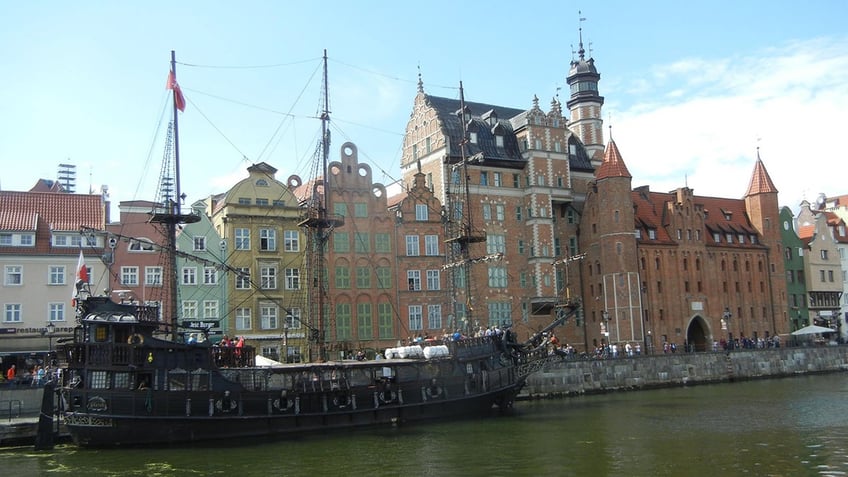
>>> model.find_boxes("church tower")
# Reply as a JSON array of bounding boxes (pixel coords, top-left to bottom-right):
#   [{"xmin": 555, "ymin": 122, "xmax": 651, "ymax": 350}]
[{"xmin": 566, "ymin": 22, "xmax": 605, "ymax": 167}]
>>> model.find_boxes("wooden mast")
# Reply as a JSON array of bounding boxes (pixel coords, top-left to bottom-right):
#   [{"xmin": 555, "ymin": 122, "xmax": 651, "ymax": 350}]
[
  {"xmin": 299, "ymin": 50, "xmax": 343, "ymax": 361},
  {"xmin": 150, "ymin": 50, "xmax": 198, "ymax": 341},
  {"xmin": 445, "ymin": 82, "xmax": 487, "ymax": 334}
]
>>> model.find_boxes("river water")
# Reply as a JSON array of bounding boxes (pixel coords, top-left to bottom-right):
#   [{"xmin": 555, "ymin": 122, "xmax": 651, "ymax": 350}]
[{"xmin": 2, "ymin": 373, "xmax": 847, "ymax": 476}]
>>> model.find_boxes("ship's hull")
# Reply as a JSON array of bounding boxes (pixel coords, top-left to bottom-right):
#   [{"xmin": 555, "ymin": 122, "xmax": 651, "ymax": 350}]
[{"xmin": 63, "ymin": 382, "xmax": 522, "ymax": 447}]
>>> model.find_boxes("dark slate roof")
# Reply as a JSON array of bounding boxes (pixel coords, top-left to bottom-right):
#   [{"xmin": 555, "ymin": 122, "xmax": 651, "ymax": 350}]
[
  {"xmin": 426, "ymin": 95, "xmax": 524, "ymax": 166},
  {"xmin": 426, "ymin": 94, "xmax": 595, "ymax": 172}
]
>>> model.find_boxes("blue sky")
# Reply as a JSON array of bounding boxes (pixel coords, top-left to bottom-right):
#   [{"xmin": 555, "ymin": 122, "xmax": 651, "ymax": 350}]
[{"xmin": 2, "ymin": 1, "xmax": 847, "ymax": 213}]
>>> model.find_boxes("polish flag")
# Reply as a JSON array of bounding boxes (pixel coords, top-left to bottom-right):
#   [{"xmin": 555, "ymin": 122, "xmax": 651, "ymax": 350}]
[
  {"xmin": 166, "ymin": 71, "xmax": 186, "ymax": 112},
  {"xmin": 76, "ymin": 249, "xmax": 89, "ymax": 283},
  {"xmin": 72, "ymin": 250, "xmax": 88, "ymax": 305}
]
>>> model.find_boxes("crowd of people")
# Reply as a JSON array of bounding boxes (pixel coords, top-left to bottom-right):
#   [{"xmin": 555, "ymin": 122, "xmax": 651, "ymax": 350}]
[{"xmin": 1, "ymin": 362, "xmax": 56, "ymax": 386}]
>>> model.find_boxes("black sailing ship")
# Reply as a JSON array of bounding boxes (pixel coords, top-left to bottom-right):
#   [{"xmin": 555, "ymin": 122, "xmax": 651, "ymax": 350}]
[{"xmin": 51, "ymin": 51, "xmax": 580, "ymax": 447}]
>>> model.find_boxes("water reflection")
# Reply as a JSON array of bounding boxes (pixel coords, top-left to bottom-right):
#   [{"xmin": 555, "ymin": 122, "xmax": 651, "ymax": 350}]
[{"xmin": 1, "ymin": 374, "xmax": 846, "ymax": 476}]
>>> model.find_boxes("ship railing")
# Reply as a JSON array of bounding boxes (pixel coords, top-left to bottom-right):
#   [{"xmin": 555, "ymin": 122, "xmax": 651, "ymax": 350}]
[
  {"xmin": 446, "ymin": 336, "xmax": 498, "ymax": 359},
  {"xmin": 211, "ymin": 346, "xmax": 256, "ymax": 368},
  {"xmin": 60, "ymin": 343, "xmax": 148, "ymax": 368}
]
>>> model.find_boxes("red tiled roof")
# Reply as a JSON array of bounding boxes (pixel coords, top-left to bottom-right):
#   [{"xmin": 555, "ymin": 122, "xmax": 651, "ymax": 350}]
[
  {"xmin": 596, "ymin": 140, "xmax": 631, "ymax": 180},
  {"xmin": 797, "ymin": 224, "xmax": 815, "ymax": 242},
  {"xmin": 745, "ymin": 157, "xmax": 778, "ymax": 196},
  {"xmin": 0, "ymin": 191, "xmax": 104, "ymax": 232},
  {"xmin": 823, "ymin": 211, "xmax": 848, "ymax": 243},
  {"xmin": 632, "ymin": 187, "xmax": 760, "ymax": 246},
  {"xmin": 387, "ymin": 189, "xmax": 406, "ymax": 208}
]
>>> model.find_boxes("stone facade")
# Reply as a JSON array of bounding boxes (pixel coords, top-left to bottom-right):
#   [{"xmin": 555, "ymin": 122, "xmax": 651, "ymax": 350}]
[{"xmin": 523, "ymin": 347, "xmax": 848, "ymax": 398}]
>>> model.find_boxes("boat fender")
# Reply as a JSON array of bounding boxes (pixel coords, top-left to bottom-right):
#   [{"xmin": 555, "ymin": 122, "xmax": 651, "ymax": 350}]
[
  {"xmin": 425, "ymin": 383, "xmax": 443, "ymax": 399},
  {"xmin": 274, "ymin": 396, "xmax": 293, "ymax": 412},
  {"xmin": 127, "ymin": 334, "xmax": 144, "ymax": 346},
  {"xmin": 379, "ymin": 389, "xmax": 396, "ymax": 404},
  {"xmin": 333, "ymin": 393, "xmax": 351, "ymax": 408}
]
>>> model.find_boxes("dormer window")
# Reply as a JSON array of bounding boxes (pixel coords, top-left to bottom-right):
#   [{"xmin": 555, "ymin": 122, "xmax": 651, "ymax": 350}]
[
  {"xmin": 495, "ymin": 135, "xmax": 504, "ymax": 147},
  {"xmin": 648, "ymin": 229, "xmax": 657, "ymax": 240},
  {"xmin": 713, "ymin": 232, "xmax": 721, "ymax": 242},
  {"xmin": 129, "ymin": 239, "xmax": 156, "ymax": 252},
  {"xmin": 469, "ymin": 132, "xmax": 478, "ymax": 144}
]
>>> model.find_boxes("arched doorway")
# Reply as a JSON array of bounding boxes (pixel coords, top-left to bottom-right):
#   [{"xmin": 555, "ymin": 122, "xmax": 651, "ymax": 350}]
[{"xmin": 686, "ymin": 316, "xmax": 710, "ymax": 352}]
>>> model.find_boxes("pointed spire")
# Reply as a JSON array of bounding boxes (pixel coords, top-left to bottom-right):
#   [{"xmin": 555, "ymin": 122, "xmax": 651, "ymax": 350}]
[
  {"xmin": 596, "ymin": 139, "xmax": 631, "ymax": 179},
  {"xmin": 745, "ymin": 147, "xmax": 778, "ymax": 196},
  {"xmin": 417, "ymin": 65, "xmax": 424, "ymax": 93},
  {"xmin": 577, "ymin": 11, "xmax": 586, "ymax": 61}
]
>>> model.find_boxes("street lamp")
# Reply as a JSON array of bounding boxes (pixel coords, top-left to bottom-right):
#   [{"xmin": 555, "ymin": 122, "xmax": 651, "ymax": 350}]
[
  {"xmin": 722, "ymin": 308, "xmax": 732, "ymax": 350},
  {"xmin": 45, "ymin": 321, "xmax": 56, "ymax": 366},
  {"xmin": 46, "ymin": 321, "xmax": 56, "ymax": 352}
]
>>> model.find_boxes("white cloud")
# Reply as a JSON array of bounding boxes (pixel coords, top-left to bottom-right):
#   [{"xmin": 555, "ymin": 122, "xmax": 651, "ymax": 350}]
[{"xmin": 608, "ymin": 36, "xmax": 848, "ymax": 209}]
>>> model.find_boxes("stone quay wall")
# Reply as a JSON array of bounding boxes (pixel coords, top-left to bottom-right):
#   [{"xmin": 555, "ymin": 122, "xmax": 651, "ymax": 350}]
[{"xmin": 521, "ymin": 346, "xmax": 848, "ymax": 398}]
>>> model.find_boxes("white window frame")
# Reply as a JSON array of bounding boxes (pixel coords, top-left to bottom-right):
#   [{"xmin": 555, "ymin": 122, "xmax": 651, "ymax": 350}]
[
  {"xmin": 235, "ymin": 267, "xmax": 251, "ymax": 290},
  {"xmin": 260, "ymin": 265, "xmax": 277, "ymax": 289},
  {"xmin": 285, "ymin": 268, "xmax": 300, "ymax": 290},
  {"xmin": 284, "ymin": 230, "xmax": 300, "ymax": 252},
  {"xmin": 405, "ymin": 235, "xmax": 419, "ymax": 256},
  {"xmin": 259, "ymin": 228, "xmax": 277, "ymax": 251},
  {"xmin": 4, "ymin": 266, "xmax": 22, "ymax": 286},
  {"xmin": 235, "ymin": 308, "xmax": 251, "ymax": 330},
  {"xmin": 260, "ymin": 303, "xmax": 279, "ymax": 329},
  {"xmin": 4, "ymin": 304, "xmax": 22, "ymax": 323},
  {"xmin": 121, "ymin": 266, "xmax": 139, "ymax": 286},
  {"xmin": 48, "ymin": 303, "xmax": 65, "ymax": 322},
  {"xmin": 235, "ymin": 228, "xmax": 251, "ymax": 250},
  {"xmin": 145, "ymin": 266, "xmax": 163, "ymax": 286},
  {"xmin": 426, "ymin": 269, "xmax": 440, "ymax": 290},
  {"xmin": 203, "ymin": 300, "xmax": 219, "ymax": 319},
  {"xmin": 182, "ymin": 300, "xmax": 199, "ymax": 319},
  {"xmin": 203, "ymin": 267, "xmax": 218, "ymax": 285},
  {"xmin": 49, "ymin": 266, "xmax": 66, "ymax": 285},
  {"xmin": 286, "ymin": 308, "xmax": 302, "ymax": 329},
  {"xmin": 428, "ymin": 304, "xmax": 442, "ymax": 330},
  {"xmin": 415, "ymin": 204, "xmax": 429, "ymax": 221},
  {"xmin": 424, "ymin": 235, "xmax": 439, "ymax": 256},
  {"xmin": 182, "ymin": 267, "xmax": 197, "ymax": 286},
  {"xmin": 407, "ymin": 270, "xmax": 421, "ymax": 291},
  {"xmin": 408, "ymin": 305, "xmax": 423, "ymax": 331}
]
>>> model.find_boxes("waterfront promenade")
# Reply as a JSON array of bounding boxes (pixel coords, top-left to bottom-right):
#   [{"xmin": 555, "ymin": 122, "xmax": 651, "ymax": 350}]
[{"xmin": 522, "ymin": 344, "xmax": 848, "ymax": 398}]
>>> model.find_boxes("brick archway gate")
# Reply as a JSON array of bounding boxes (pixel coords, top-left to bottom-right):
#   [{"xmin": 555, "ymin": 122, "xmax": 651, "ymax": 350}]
[{"xmin": 686, "ymin": 315, "xmax": 710, "ymax": 352}]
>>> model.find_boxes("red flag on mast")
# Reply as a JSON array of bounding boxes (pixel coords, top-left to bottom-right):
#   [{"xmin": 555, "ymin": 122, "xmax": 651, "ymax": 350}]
[
  {"xmin": 167, "ymin": 71, "xmax": 186, "ymax": 112},
  {"xmin": 76, "ymin": 249, "xmax": 89, "ymax": 284},
  {"xmin": 72, "ymin": 250, "xmax": 88, "ymax": 305}
]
